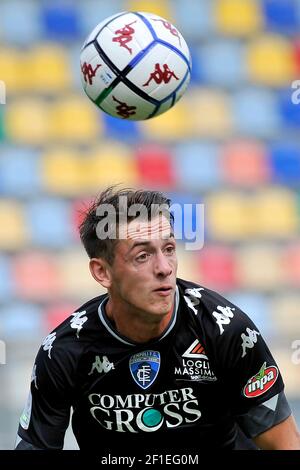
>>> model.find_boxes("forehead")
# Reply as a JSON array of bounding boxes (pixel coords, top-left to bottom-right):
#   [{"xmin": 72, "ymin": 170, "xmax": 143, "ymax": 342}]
[{"xmin": 120, "ymin": 215, "xmax": 173, "ymax": 241}]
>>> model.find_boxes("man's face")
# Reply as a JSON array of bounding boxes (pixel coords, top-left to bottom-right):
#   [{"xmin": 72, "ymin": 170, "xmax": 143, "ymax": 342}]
[{"xmin": 108, "ymin": 215, "xmax": 178, "ymax": 318}]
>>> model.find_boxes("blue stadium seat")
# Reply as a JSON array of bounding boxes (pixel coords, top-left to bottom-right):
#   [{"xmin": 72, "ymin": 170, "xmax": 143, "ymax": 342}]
[
  {"xmin": 1, "ymin": 303, "xmax": 43, "ymax": 339},
  {"xmin": 200, "ymin": 41, "xmax": 246, "ymax": 87},
  {"xmin": 226, "ymin": 293, "xmax": 274, "ymax": 339},
  {"xmin": 0, "ymin": 256, "xmax": 13, "ymax": 300},
  {"xmin": 78, "ymin": 1, "xmax": 123, "ymax": 36},
  {"xmin": 0, "ymin": 0, "xmax": 41, "ymax": 45},
  {"xmin": 261, "ymin": 0, "xmax": 299, "ymax": 34},
  {"xmin": 174, "ymin": 142, "xmax": 221, "ymax": 190},
  {"xmin": 278, "ymin": 88, "xmax": 300, "ymax": 128},
  {"xmin": 173, "ymin": 0, "xmax": 214, "ymax": 40},
  {"xmin": 269, "ymin": 143, "xmax": 300, "ymax": 185},
  {"xmin": 233, "ymin": 88, "xmax": 280, "ymax": 137},
  {"xmin": 26, "ymin": 199, "xmax": 73, "ymax": 248},
  {"xmin": 41, "ymin": 1, "xmax": 80, "ymax": 40},
  {"xmin": 188, "ymin": 48, "xmax": 205, "ymax": 84},
  {"xmin": 0, "ymin": 147, "xmax": 40, "ymax": 197},
  {"xmin": 102, "ymin": 113, "xmax": 141, "ymax": 142}
]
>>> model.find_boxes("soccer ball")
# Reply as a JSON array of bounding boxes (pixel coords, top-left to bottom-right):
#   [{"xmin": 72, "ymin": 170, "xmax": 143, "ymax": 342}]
[{"xmin": 80, "ymin": 11, "xmax": 192, "ymax": 120}]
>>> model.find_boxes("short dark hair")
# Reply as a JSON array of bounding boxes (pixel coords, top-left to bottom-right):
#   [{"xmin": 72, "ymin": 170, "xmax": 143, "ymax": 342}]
[{"xmin": 79, "ymin": 186, "xmax": 173, "ymax": 264}]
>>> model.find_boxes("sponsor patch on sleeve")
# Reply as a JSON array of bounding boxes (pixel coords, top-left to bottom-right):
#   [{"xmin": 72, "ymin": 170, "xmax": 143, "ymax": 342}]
[{"xmin": 243, "ymin": 362, "xmax": 278, "ymax": 398}]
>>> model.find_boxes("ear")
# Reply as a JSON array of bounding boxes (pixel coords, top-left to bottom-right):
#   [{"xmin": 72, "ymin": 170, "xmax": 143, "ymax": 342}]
[{"xmin": 89, "ymin": 258, "xmax": 112, "ymax": 289}]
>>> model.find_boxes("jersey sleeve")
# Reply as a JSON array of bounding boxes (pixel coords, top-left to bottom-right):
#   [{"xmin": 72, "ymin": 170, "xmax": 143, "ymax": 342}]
[
  {"xmin": 205, "ymin": 294, "xmax": 285, "ymax": 416},
  {"xmin": 17, "ymin": 334, "xmax": 75, "ymax": 450}
]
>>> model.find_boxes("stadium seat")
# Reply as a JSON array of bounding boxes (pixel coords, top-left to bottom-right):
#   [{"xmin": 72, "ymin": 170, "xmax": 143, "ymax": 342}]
[
  {"xmin": 102, "ymin": 114, "xmax": 141, "ymax": 142},
  {"xmin": 0, "ymin": 48, "xmax": 24, "ymax": 93},
  {"xmin": 221, "ymin": 140, "xmax": 270, "ymax": 186},
  {"xmin": 225, "ymin": 292, "xmax": 274, "ymax": 339},
  {"xmin": 269, "ymin": 143, "xmax": 300, "ymax": 185},
  {"xmin": 273, "ymin": 349, "xmax": 300, "ymax": 397},
  {"xmin": 247, "ymin": 34, "xmax": 295, "ymax": 86},
  {"xmin": 140, "ymin": 100, "xmax": 192, "ymax": 140},
  {"xmin": 27, "ymin": 45, "xmax": 72, "ymax": 92},
  {"xmin": 200, "ymin": 40, "xmax": 246, "ymax": 88},
  {"xmin": 6, "ymin": 98, "xmax": 51, "ymax": 145},
  {"xmin": 278, "ymin": 89, "xmax": 300, "ymax": 128},
  {"xmin": 1, "ymin": 303, "xmax": 43, "ymax": 339},
  {"xmin": 0, "ymin": 201, "xmax": 27, "ymax": 250},
  {"xmin": 45, "ymin": 302, "xmax": 77, "ymax": 332},
  {"xmin": 206, "ymin": 191, "xmax": 250, "ymax": 240},
  {"xmin": 50, "ymin": 96, "xmax": 101, "ymax": 142},
  {"xmin": 70, "ymin": 197, "xmax": 94, "ymax": 242},
  {"xmin": 0, "ymin": 108, "xmax": 4, "ymax": 141},
  {"xmin": 293, "ymin": 39, "xmax": 300, "ymax": 73},
  {"xmin": 0, "ymin": 147, "xmax": 40, "ymax": 197},
  {"xmin": 176, "ymin": 244, "xmax": 198, "ymax": 283},
  {"xmin": 233, "ymin": 88, "xmax": 280, "ymax": 137},
  {"xmin": 271, "ymin": 294, "xmax": 300, "ymax": 336},
  {"xmin": 87, "ymin": 144, "xmax": 138, "ymax": 189},
  {"xmin": 0, "ymin": 0, "xmax": 41, "ymax": 45},
  {"xmin": 12, "ymin": 252, "xmax": 62, "ymax": 301},
  {"xmin": 125, "ymin": 0, "xmax": 173, "ymax": 20},
  {"xmin": 58, "ymin": 249, "xmax": 105, "ymax": 300},
  {"xmin": 174, "ymin": 142, "xmax": 221, "ymax": 190},
  {"xmin": 253, "ymin": 188, "xmax": 298, "ymax": 238},
  {"xmin": 197, "ymin": 245, "xmax": 238, "ymax": 292},
  {"xmin": 42, "ymin": 148, "xmax": 87, "ymax": 196},
  {"xmin": 41, "ymin": 2, "xmax": 80, "ymax": 40},
  {"xmin": 282, "ymin": 244, "xmax": 300, "ymax": 287},
  {"xmin": 237, "ymin": 245, "xmax": 284, "ymax": 291},
  {"xmin": 261, "ymin": 0, "xmax": 298, "ymax": 34},
  {"xmin": 188, "ymin": 88, "xmax": 233, "ymax": 138},
  {"xmin": 173, "ymin": 0, "xmax": 214, "ymax": 40},
  {"xmin": 26, "ymin": 198, "xmax": 73, "ymax": 248},
  {"xmin": 135, "ymin": 144, "xmax": 176, "ymax": 189},
  {"xmin": 78, "ymin": 1, "xmax": 123, "ymax": 36},
  {"xmin": 0, "ymin": 256, "xmax": 13, "ymax": 300},
  {"xmin": 215, "ymin": 0, "xmax": 262, "ymax": 36}
]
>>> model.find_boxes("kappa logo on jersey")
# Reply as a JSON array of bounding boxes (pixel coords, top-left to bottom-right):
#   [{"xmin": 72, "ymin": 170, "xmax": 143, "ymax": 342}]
[
  {"xmin": 70, "ymin": 310, "xmax": 87, "ymax": 338},
  {"xmin": 183, "ymin": 287, "xmax": 204, "ymax": 315},
  {"xmin": 243, "ymin": 362, "xmax": 279, "ymax": 398},
  {"xmin": 182, "ymin": 339, "xmax": 208, "ymax": 359},
  {"xmin": 129, "ymin": 351, "xmax": 160, "ymax": 390},
  {"xmin": 213, "ymin": 305, "xmax": 235, "ymax": 335},
  {"xmin": 88, "ymin": 356, "xmax": 115, "ymax": 375},
  {"xmin": 42, "ymin": 332, "xmax": 56, "ymax": 359},
  {"xmin": 241, "ymin": 328, "xmax": 260, "ymax": 358}
]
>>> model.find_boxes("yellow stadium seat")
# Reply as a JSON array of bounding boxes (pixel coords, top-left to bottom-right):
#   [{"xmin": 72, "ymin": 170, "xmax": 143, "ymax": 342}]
[
  {"xmin": 140, "ymin": 100, "xmax": 192, "ymax": 140},
  {"xmin": 0, "ymin": 48, "xmax": 24, "ymax": 93},
  {"xmin": 58, "ymin": 249, "xmax": 106, "ymax": 300},
  {"xmin": 0, "ymin": 201, "xmax": 28, "ymax": 250},
  {"xmin": 215, "ymin": 0, "xmax": 262, "ymax": 36},
  {"xmin": 26, "ymin": 44, "xmax": 72, "ymax": 92},
  {"xmin": 247, "ymin": 35, "xmax": 295, "ymax": 86},
  {"xmin": 207, "ymin": 192, "xmax": 250, "ymax": 240},
  {"xmin": 253, "ymin": 188, "xmax": 298, "ymax": 238},
  {"xmin": 188, "ymin": 89, "xmax": 233, "ymax": 138},
  {"xmin": 42, "ymin": 148, "xmax": 87, "ymax": 196},
  {"xmin": 6, "ymin": 98, "xmax": 51, "ymax": 145},
  {"xmin": 236, "ymin": 245, "xmax": 283, "ymax": 290},
  {"xmin": 50, "ymin": 96, "xmax": 101, "ymax": 143},
  {"xmin": 87, "ymin": 143, "xmax": 138, "ymax": 190},
  {"xmin": 271, "ymin": 295, "xmax": 300, "ymax": 336},
  {"xmin": 125, "ymin": 0, "xmax": 173, "ymax": 20}
]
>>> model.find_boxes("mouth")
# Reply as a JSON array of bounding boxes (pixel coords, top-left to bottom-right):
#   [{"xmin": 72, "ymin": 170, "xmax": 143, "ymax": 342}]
[{"xmin": 153, "ymin": 286, "xmax": 174, "ymax": 296}]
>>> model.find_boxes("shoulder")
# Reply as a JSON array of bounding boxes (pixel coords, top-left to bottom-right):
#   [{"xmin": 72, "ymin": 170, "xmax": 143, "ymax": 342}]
[{"xmin": 177, "ymin": 277, "xmax": 255, "ymax": 338}]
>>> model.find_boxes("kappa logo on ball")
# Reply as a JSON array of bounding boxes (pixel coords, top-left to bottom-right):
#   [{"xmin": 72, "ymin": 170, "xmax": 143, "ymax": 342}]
[
  {"xmin": 243, "ymin": 362, "xmax": 278, "ymax": 398},
  {"xmin": 129, "ymin": 351, "xmax": 160, "ymax": 390}
]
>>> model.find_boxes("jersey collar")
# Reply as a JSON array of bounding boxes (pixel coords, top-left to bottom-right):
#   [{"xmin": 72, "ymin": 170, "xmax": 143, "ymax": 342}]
[{"xmin": 98, "ymin": 286, "xmax": 179, "ymax": 346}]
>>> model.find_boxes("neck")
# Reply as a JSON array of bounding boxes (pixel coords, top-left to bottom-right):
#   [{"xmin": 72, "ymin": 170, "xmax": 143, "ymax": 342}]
[{"xmin": 105, "ymin": 299, "xmax": 174, "ymax": 343}]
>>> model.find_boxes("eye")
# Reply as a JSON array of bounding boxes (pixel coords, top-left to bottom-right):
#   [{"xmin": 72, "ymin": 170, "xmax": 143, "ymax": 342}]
[
  {"xmin": 136, "ymin": 252, "xmax": 149, "ymax": 262},
  {"xmin": 165, "ymin": 245, "xmax": 175, "ymax": 255}
]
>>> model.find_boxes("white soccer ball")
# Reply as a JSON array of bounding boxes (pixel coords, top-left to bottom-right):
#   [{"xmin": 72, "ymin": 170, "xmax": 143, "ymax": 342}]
[{"xmin": 80, "ymin": 11, "xmax": 192, "ymax": 120}]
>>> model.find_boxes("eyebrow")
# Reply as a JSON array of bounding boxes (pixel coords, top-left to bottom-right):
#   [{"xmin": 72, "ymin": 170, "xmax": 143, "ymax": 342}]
[{"xmin": 128, "ymin": 234, "xmax": 175, "ymax": 253}]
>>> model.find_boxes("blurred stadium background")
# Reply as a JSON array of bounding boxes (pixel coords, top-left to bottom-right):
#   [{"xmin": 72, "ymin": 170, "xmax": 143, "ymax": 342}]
[{"xmin": 0, "ymin": 0, "xmax": 300, "ymax": 449}]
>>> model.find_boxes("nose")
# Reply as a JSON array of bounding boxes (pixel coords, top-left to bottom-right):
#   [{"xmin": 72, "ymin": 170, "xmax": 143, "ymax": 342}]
[{"xmin": 154, "ymin": 250, "xmax": 172, "ymax": 277}]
